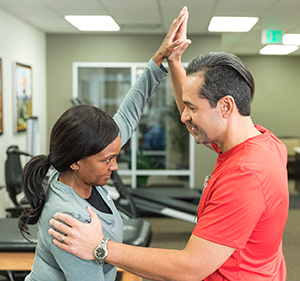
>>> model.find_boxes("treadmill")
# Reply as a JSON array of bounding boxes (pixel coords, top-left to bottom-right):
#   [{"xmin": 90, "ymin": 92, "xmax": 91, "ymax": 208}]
[{"xmin": 111, "ymin": 171, "xmax": 201, "ymax": 224}]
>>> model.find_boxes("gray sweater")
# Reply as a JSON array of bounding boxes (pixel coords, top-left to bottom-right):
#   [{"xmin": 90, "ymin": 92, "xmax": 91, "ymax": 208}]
[{"xmin": 25, "ymin": 59, "xmax": 168, "ymax": 281}]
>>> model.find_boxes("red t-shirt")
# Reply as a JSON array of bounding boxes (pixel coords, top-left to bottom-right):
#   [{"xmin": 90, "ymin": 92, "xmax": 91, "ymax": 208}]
[{"xmin": 193, "ymin": 125, "xmax": 289, "ymax": 280}]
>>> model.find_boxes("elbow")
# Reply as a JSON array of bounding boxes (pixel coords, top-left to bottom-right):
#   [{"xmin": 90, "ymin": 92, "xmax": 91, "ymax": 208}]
[{"xmin": 179, "ymin": 271, "xmax": 206, "ymax": 281}]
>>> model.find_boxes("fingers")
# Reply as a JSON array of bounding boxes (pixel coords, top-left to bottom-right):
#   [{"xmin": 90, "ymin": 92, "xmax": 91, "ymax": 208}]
[
  {"xmin": 54, "ymin": 212, "xmax": 79, "ymax": 227},
  {"xmin": 169, "ymin": 9, "xmax": 186, "ymax": 37},
  {"xmin": 178, "ymin": 10, "xmax": 189, "ymax": 41},
  {"xmin": 50, "ymin": 231, "xmax": 76, "ymax": 256},
  {"xmin": 49, "ymin": 218, "xmax": 73, "ymax": 236},
  {"xmin": 86, "ymin": 206, "xmax": 99, "ymax": 224},
  {"xmin": 53, "ymin": 237, "xmax": 68, "ymax": 250},
  {"xmin": 152, "ymin": 7, "xmax": 189, "ymax": 66},
  {"xmin": 48, "ymin": 228, "xmax": 66, "ymax": 244},
  {"xmin": 167, "ymin": 39, "xmax": 192, "ymax": 63},
  {"xmin": 179, "ymin": 39, "xmax": 192, "ymax": 52}
]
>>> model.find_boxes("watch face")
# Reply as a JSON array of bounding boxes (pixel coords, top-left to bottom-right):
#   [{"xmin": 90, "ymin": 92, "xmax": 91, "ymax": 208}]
[{"xmin": 96, "ymin": 247, "xmax": 106, "ymax": 259}]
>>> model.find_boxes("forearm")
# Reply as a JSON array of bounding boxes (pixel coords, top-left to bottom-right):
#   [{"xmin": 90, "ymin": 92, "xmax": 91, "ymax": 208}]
[
  {"xmin": 152, "ymin": 51, "xmax": 165, "ymax": 67},
  {"xmin": 113, "ymin": 59, "xmax": 167, "ymax": 147},
  {"xmin": 167, "ymin": 59, "xmax": 186, "ymax": 114},
  {"xmin": 106, "ymin": 241, "xmax": 202, "ymax": 281}
]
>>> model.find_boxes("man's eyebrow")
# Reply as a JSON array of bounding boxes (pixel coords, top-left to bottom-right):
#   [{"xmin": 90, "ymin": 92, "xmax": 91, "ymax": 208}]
[{"xmin": 183, "ymin": 100, "xmax": 194, "ymax": 106}]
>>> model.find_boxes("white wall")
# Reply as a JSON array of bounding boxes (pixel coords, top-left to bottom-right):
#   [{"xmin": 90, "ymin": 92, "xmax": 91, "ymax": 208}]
[{"xmin": 0, "ymin": 8, "xmax": 47, "ymax": 217}]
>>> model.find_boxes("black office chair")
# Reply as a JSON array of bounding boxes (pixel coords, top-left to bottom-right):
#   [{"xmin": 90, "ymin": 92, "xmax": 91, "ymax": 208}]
[{"xmin": 5, "ymin": 145, "xmax": 32, "ymax": 218}]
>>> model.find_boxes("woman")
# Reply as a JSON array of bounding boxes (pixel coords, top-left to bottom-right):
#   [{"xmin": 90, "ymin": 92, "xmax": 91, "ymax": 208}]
[
  {"xmin": 19, "ymin": 56, "xmax": 167, "ymax": 280},
  {"xmin": 18, "ymin": 7, "xmax": 188, "ymax": 280},
  {"xmin": 19, "ymin": 105, "xmax": 123, "ymax": 281}
]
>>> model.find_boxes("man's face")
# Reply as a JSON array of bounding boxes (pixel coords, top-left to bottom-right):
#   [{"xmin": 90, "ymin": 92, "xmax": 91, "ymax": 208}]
[{"xmin": 181, "ymin": 74, "xmax": 224, "ymax": 145}]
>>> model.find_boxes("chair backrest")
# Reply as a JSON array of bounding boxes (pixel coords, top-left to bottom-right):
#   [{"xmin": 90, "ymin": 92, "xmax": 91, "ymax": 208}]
[{"xmin": 5, "ymin": 145, "xmax": 31, "ymax": 207}]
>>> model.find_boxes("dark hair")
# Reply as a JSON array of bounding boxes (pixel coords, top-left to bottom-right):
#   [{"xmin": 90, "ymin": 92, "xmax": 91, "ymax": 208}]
[
  {"xmin": 19, "ymin": 105, "xmax": 119, "ymax": 238},
  {"xmin": 186, "ymin": 52, "xmax": 255, "ymax": 116}
]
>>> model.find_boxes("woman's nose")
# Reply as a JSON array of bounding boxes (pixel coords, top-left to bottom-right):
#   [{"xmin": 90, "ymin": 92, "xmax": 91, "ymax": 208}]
[{"xmin": 110, "ymin": 159, "xmax": 119, "ymax": 171}]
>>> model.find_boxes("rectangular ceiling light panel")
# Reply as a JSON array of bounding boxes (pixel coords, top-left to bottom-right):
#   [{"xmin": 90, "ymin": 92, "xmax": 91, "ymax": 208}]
[
  {"xmin": 208, "ymin": 16, "xmax": 259, "ymax": 32},
  {"xmin": 259, "ymin": 45, "xmax": 299, "ymax": 55},
  {"xmin": 283, "ymin": 34, "xmax": 300, "ymax": 45},
  {"xmin": 65, "ymin": 15, "xmax": 120, "ymax": 31}
]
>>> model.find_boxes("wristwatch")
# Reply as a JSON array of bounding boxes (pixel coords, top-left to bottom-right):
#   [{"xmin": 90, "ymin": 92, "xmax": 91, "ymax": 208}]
[{"xmin": 94, "ymin": 237, "xmax": 110, "ymax": 266}]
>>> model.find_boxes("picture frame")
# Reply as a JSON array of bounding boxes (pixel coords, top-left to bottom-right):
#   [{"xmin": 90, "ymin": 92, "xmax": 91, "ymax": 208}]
[
  {"xmin": 13, "ymin": 62, "xmax": 32, "ymax": 133},
  {"xmin": 0, "ymin": 58, "xmax": 3, "ymax": 135}
]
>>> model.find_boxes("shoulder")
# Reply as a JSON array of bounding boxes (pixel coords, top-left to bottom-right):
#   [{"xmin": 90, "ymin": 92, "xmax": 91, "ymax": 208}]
[{"xmin": 45, "ymin": 179, "xmax": 91, "ymax": 223}]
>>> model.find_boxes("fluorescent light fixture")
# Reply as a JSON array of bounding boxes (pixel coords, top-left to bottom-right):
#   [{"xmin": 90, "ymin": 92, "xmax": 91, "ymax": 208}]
[
  {"xmin": 259, "ymin": 45, "xmax": 299, "ymax": 55},
  {"xmin": 65, "ymin": 15, "xmax": 120, "ymax": 31},
  {"xmin": 283, "ymin": 34, "xmax": 300, "ymax": 45},
  {"xmin": 208, "ymin": 16, "xmax": 259, "ymax": 32}
]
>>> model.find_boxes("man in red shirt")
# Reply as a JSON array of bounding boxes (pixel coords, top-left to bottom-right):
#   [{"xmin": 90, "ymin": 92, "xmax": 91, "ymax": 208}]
[{"xmin": 48, "ymin": 7, "xmax": 288, "ymax": 280}]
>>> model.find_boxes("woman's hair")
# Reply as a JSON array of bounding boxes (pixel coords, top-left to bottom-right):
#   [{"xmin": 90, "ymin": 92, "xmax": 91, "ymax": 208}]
[{"xmin": 18, "ymin": 105, "xmax": 119, "ymax": 238}]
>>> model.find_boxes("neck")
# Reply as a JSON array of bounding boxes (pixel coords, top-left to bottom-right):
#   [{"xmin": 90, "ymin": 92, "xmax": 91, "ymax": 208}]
[
  {"xmin": 217, "ymin": 116, "xmax": 261, "ymax": 153},
  {"xmin": 58, "ymin": 171, "xmax": 92, "ymax": 199}
]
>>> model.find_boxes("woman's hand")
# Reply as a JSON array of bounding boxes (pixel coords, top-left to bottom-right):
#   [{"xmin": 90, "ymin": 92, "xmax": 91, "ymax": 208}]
[
  {"xmin": 48, "ymin": 206, "xmax": 102, "ymax": 260},
  {"xmin": 152, "ymin": 6, "xmax": 190, "ymax": 66}
]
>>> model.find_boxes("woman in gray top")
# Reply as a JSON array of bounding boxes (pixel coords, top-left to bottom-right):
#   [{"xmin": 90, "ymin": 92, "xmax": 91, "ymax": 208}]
[
  {"xmin": 18, "ymin": 58, "xmax": 167, "ymax": 281},
  {"xmin": 18, "ymin": 7, "xmax": 188, "ymax": 279}
]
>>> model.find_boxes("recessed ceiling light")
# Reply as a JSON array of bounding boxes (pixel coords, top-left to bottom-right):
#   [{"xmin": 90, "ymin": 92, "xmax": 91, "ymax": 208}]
[
  {"xmin": 259, "ymin": 45, "xmax": 299, "ymax": 55},
  {"xmin": 283, "ymin": 34, "xmax": 300, "ymax": 45},
  {"xmin": 208, "ymin": 16, "xmax": 259, "ymax": 32},
  {"xmin": 65, "ymin": 15, "xmax": 120, "ymax": 31}
]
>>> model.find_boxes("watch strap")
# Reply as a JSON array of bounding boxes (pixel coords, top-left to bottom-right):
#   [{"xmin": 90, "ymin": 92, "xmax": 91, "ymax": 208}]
[{"xmin": 94, "ymin": 237, "xmax": 110, "ymax": 266}]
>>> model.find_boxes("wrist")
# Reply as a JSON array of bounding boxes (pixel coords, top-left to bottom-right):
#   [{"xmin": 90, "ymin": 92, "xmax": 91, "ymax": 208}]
[
  {"xmin": 94, "ymin": 237, "xmax": 110, "ymax": 266},
  {"xmin": 152, "ymin": 52, "xmax": 165, "ymax": 67},
  {"xmin": 167, "ymin": 56, "xmax": 181, "ymax": 65}
]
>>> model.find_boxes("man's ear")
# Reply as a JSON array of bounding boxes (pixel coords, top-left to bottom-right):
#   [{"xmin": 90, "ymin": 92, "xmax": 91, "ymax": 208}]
[
  {"xmin": 219, "ymin": 95, "xmax": 235, "ymax": 118},
  {"xmin": 70, "ymin": 162, "xmax": 79, "ymax": 171}
]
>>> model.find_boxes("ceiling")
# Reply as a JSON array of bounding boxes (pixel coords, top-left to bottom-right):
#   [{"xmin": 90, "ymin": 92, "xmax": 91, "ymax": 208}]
[{"xmin": 0, "ymin": 0, "xmax": 300, "ymax": 55}]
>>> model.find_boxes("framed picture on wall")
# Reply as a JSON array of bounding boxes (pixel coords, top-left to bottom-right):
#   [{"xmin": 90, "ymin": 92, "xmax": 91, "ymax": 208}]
[
  {"xmin": 13, "ymin": 62, "xmax": 32, "ymax": 133},
  {"xmin": 0, "ymin": 58, "xmax": 3, "ymax": 135}
]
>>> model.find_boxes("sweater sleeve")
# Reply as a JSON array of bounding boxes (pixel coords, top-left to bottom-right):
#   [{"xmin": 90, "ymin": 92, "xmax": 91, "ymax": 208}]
[
  {"xmin": 113, "ymin": 59, "xmax": 168, "ymax": 147},
  {"xmin": 48, "ymin": 211, "xmax": 115, "ymax": 281},
  {"xmin": 50, "ymin": 244, "xmax": 106, "ymax": 281}
]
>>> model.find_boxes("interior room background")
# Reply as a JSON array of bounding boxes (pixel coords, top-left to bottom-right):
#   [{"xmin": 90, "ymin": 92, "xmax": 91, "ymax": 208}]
[{"xmin": 1, "ymin": 7, "xmax": 300, "ymax": 217}]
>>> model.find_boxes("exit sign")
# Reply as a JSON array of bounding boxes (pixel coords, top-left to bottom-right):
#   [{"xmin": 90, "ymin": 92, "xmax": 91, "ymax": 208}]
[{"xmin": 261, "ymin": 30, "xmax": 283, "ymax": 44}]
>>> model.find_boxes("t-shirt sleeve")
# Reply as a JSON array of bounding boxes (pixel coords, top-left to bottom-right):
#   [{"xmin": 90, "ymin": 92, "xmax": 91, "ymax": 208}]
[{"xmin": 193, "ymin": 167, "xmax": 266, "ymax": 249}]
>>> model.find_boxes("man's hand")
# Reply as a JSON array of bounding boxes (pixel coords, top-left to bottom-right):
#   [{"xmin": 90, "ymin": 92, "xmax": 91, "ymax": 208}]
[
  {"xmin": 48, "ymin": 206, "xmax": 103, "ymax": 260},
  {"xmin": 167, "ymin": 7, "xmax": 191, "ymax": 64},
  {"xmin": 152, "ymin": 6, "xmax": 190, "ymax": 66}
]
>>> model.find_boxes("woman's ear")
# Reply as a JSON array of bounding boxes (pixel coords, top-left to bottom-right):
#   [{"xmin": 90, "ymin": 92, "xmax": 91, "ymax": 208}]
[
  {"xmin": 70, "ymin": 162, "xmax": 79, "ymax": 171},
  {"xmin": 220, "ymin": 95, "xmax": 235, "ymax": 118}
]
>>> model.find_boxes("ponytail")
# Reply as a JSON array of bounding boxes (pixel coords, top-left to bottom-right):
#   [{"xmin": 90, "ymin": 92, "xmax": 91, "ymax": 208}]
[{"xmin": 18, "ymin": 155, "xmax": 51, "ymax": 239}]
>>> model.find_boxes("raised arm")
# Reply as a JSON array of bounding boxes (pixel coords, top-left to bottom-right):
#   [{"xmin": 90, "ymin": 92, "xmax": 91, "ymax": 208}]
[
  {"xmin": 113, "ymin": 6, "xmax": 189, "ymax": 147},
  {"xmin": 167, "ymin": 7, "xmax": 191, "ymax": 114},
  {"xmin": 164, "ymin": 10, "xmax": 215, "ymax": 152}
]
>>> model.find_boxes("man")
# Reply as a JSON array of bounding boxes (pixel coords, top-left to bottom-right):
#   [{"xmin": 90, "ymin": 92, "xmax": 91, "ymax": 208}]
[{"xmin": 48, "ymin": 7, "xmax": 289, "ymax": 280}]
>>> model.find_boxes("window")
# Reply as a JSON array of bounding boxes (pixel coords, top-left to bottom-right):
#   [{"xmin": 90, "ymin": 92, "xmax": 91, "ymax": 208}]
[{"xmin": 73, "ymin": 62, "xmax": 194, "ymax": 188}]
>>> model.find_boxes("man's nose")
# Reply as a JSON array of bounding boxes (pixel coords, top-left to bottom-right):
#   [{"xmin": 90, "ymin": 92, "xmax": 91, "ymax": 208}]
[{"xmin": 181, "ymin": 109, "xmax": 191, "ymax": 123}]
